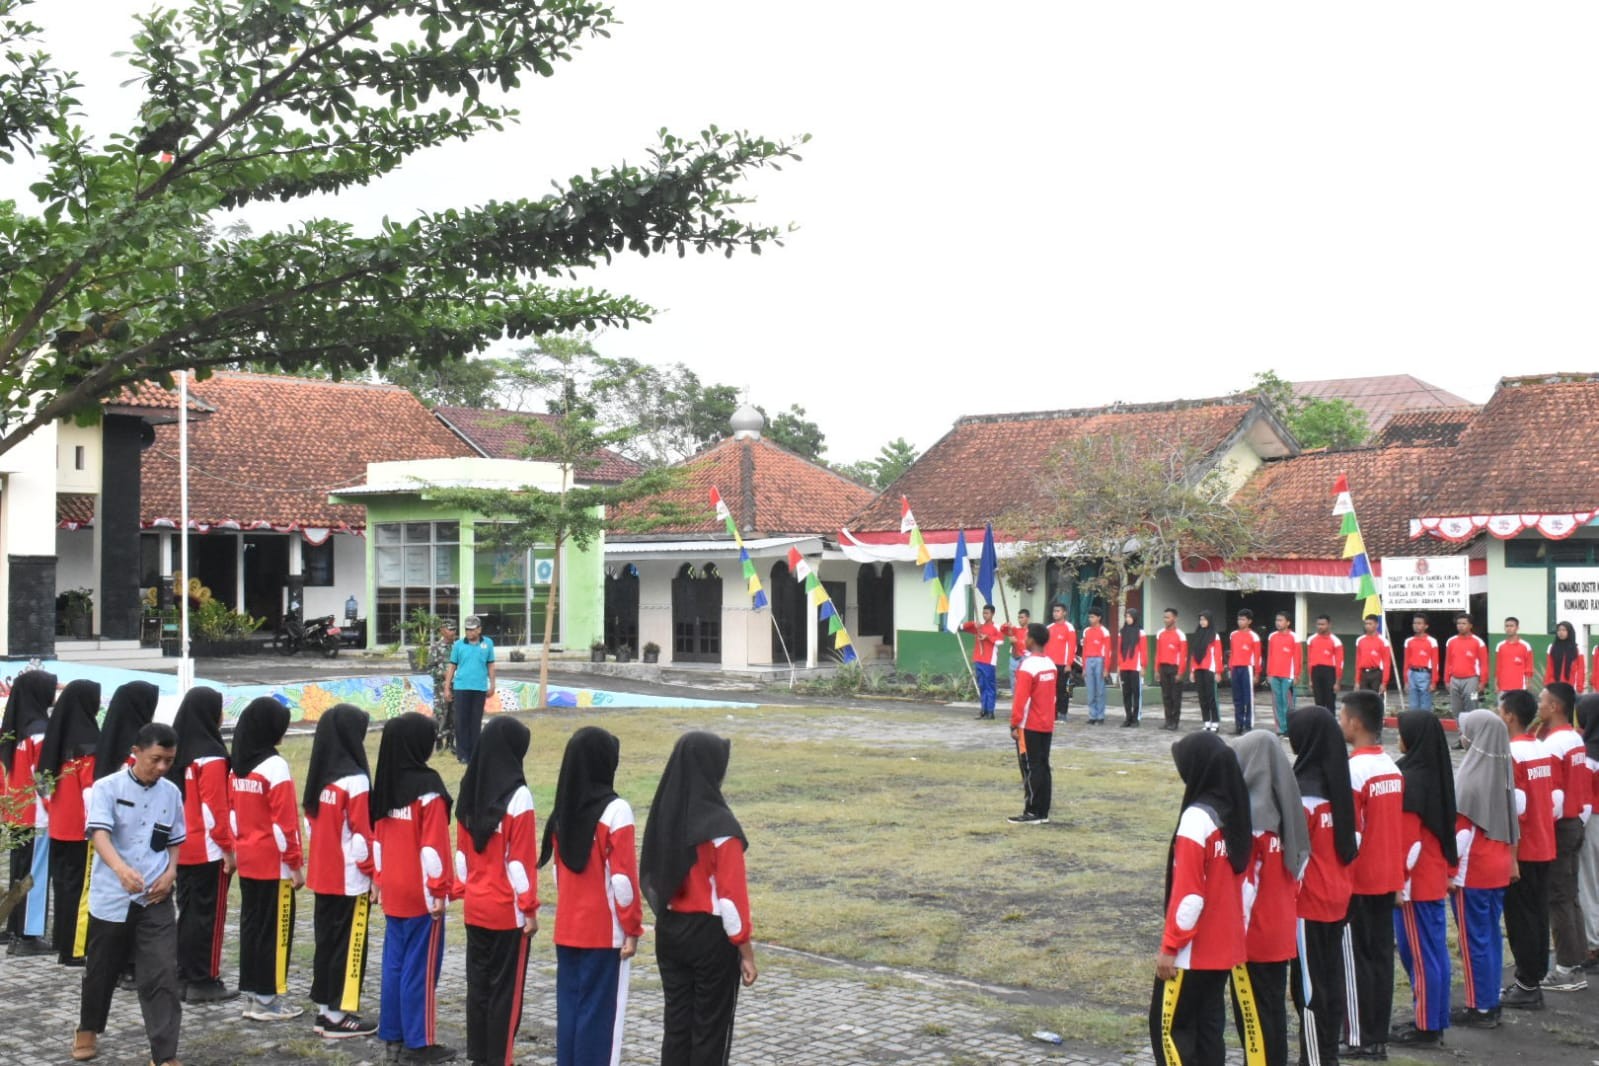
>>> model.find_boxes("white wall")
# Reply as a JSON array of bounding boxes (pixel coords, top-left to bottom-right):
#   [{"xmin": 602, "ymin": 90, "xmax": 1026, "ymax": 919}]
[
  {"xmin": 636, "ymin": 563, "xmax": 675, "ymax": 659},
  {"xmin": 55, "ymin": 529, "xmax": 96, "ymax": 593},
  {"xmin": 302, "ymin": 533, "xmax": 367, "ymax": 620},
  {"xmin": 1485, "ymin": 538, "xmax": 1550, "ymax": 634},
  {"xmin": 0, "ymin": 420, "xmax": 61, "ymax": 652},
  {"xmin": 54, "ymin": 420, "xmax": 101, "ymax": 495}
]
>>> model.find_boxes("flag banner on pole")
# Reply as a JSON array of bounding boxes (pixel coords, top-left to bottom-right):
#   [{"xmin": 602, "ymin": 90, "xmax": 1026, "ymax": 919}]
[
  {"xmin": 709, "ymin": 486, "xmax": 768, "ymax": 612},
  {"xmin": 976, "ymin": 522, "xmax": 998, "ymax": 605},
  {"xmin": 1331, "ymin": 475, "xmax": 1386, "ymax": 635},
  {"xmin": 828, "ymin": 615, "xmax": 843, "ymax": 634},
  {"xmin": 944, "ymin": 529, "xmax": 972, "ymax": 634},
  {"xmin": 781, "ymin": 541, "xmax": 859, "ymax": 663},
  {"xmin": 819, "ymin": 600, "xmax": 836, "ymax": 620},
  {"xmin": 1339, "ymin": 511, "xmax": 1359, "ymax": 535},
  {"xmin": 1342, "ymin": 532, "xmax": 1366, "ymax": 559}
]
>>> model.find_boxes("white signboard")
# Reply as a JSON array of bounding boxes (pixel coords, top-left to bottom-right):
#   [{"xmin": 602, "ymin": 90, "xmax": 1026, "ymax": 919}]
[
  {"xmin": 1554, "ymin": 569, "xmax": 1599, "ymax": 645},
  {"xmin": 1380, "ymin": 556, "xmax": 1469, "ymax": 611},
  {"xmin": 533, "ymin": 557, "xmax": 555, "ymax": 585}
]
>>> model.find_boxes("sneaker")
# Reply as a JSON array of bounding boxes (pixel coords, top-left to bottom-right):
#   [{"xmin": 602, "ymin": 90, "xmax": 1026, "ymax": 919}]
[
  {"xmin": 401, "ymin": 1046, "xmax": 458, "ymax": 1064},
  {"xmin": 183, "ymin": 980, "xmax": 236, "ymax": 1004},
  {"xmin": 1540, "ymin": 965, "xmax": 1588, "ymax": 992},
  {"xmin": 1582, "ymin": 951, "xmax": 1599, "ymax": 972},
  {"xmin": 1388, "ymin": 1024, "xmax": 1441, "ymax": 1047},
  {"xmin": 1006, "ymin": 813, "xmax": 1048, "ymax": 824},
  {"xmin": 385, "ymin": 1042, "xmax": 405, "ymax": 1063},
  {"xmin": 243, "ymin": 997, "xmax": 305, "ymax": 1021},
  {"xmin": 316, "ymin": 1013, "xmax": 378, "ymax": 1039},
  {"xmin": 7, "ymin": 936, "xmax": 51, "ymax": 957},
  {"xmin": 1499, "ymin": 982, "xmax": 1544, "ymax": 1010},
  {"xmin": 1450, "ymin": 1006, "xmax": 1500, "ymax": 1029}
]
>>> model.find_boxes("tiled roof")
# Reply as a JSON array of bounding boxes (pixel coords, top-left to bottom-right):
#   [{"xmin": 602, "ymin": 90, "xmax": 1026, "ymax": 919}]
[
  {"xmin": 57, "ymin": 493, "xmax": 96, "ymax": 528},
  {"xmin": 433, "ymin": 406, "xmax": 643, "ymax": 484},
  {"xmin": 141, "ymin": 372, "xmax": 476, "ymax": 529},
  {"xmin": 1373, "ymin": 406, "xmax": 1479, "ymax": 449},
  {"xmin": 1417, "ymin": 374, "xmax": 1599, "ymax": 516},
  {"xmin": 1292, "ymin": 375, "xmax": 1472, "ymax": 431},
  {"xmin": 102, "ymin": 379, "xmax": 214, "ymax": 413},
  {"xmin": 1242, "ymin": 447, "xmax": 1453, "ymax": 559},
  {"xmin": 612, "ymin": 436, "xmax": 874, "ymax": 537},
  {"xmin": 849, "ymin": 398, "xmax": 1270, "ymax": 532}
]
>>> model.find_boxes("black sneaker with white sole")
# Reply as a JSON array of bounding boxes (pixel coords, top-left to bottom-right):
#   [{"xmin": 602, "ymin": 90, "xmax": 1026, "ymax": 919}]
[
  {"xmin": 1006, "ymin": 813, "xmax": 1048, "ymax": 824},
  {"xmin": 316, "ymin": 1013, "xmax": 378, "ymax": 1039}
]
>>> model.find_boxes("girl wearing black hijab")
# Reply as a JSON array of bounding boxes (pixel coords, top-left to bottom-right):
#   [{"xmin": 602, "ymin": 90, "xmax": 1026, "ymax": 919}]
[
  {"xmin": 1286, "ymin": 707, "xmax": 1358, "ymax": 1066},
  {"xmin": 1119, "ymin": 609, "xmax": 1145, "ymax": 728},
  {"xmin": 372, "ymin": 712, "xmax": 457, "ymax": 1063},
  {"xmin": 302, "ymin": 704, "xmax": 377, "ymax": 1039},
  {"xmin": 457, "ymin": 715, "xmax": 540, "ymax": 1066},
  {"xmin": 640, "ymin": 732, "xmax": 756, "ymax": 1066},
  {"xmin": 538, "ymin": 726, "xmax": 645, "ymax": 1066},
  {"xmin": 170, "ymin": 686, "xmax": 235, "ymax": 1002},
  {"xmin": 95, "ymin": 680, "xmax": 159, "ymax": 782},
  {"xmin": 1150, "ymin": 731, "xmax": 1251, "ymax": 1066},
  {"xmin": 38, "ymin": 679, "xmax": 100, "ymax": 965},
  {"xmin": 1189, "ymin": 611, "xmax": 1224, "ymax": 733},
  {"xmin": 1390, "ymin": 712, "xmax": 1458, "ymax": 1047},
  {"xmin": 2, "ymin": 669, "xmax": 56, "ymax": 949},
  {"xmin": 1544, "ymin": 620, "xmax": 1585, "ymax": 689},
  {"xmin": 231, "ymin": 696, "xmax": 306, "ymax": 1021}
]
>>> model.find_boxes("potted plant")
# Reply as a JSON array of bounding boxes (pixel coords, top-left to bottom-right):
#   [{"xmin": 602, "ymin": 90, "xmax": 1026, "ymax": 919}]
[
  {"xmin": 401, "ymin": 607, "xmax": 445, "ymax": 670},
  {"xmin": 590, "ymin": 639, "xmax": 607, "ymax": 663},
  {"xmin": 642, "ymin": 641, "xmax": 660, "ymax": 664},
  {"xmin": 615, "ymin": 643, "xmax": 635, "ymax": 664},
  {"xmin": 59, "ymin": 588, "xmax": 93, "ymax": 638}
]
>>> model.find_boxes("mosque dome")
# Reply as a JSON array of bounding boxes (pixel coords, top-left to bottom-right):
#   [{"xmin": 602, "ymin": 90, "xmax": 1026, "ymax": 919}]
[{"xmin": 730, "ymin": 403, "xmax": 764, "ymax": 440}]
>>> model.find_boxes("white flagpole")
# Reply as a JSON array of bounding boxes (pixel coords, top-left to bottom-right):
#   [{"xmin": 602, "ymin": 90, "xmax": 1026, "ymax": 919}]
[{"xmin": 178, "ymin": 372, "xmax": 192, "ymax": 693}]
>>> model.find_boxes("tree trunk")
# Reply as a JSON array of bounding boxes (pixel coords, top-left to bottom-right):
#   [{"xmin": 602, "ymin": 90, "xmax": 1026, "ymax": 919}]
[{"xmin": 535, "ymin": 532, "xmax": 563, "ymax": 710}]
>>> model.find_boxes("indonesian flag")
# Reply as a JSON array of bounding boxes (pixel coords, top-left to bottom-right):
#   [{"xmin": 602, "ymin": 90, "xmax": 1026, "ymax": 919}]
[
  {"xmin": 900, "ymin": 496, "xmax": 917, "ymax": 534},
  {"xmin": 786, "ymin": 546, "xmax": 813, "ymax": 581},
  {"xmin": 710, "ymin": 486, "xmax": 731, "ymax": 521}
]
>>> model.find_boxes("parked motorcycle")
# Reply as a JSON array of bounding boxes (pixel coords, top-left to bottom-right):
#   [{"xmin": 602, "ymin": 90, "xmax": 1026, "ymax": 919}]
[{"xmin": 273, "ymin": 604, "xmax": 341, "ymax": 658}]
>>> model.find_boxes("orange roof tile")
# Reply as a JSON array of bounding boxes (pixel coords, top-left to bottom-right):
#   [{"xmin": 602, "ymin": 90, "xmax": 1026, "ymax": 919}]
[
  {"xmin": 613, "ymin": 436, "xmax": 873, "ymax": 537},
  {"xmin": 1292, "ymin": 375, "xmax": 1472, "ymax": 431},
  {"xmin": 102, "ymin": 379, "xmax": 213, "ymax": 414},
  {"xmin": 850, "ymin": 398, "xmax": 1277, "ymax": 533},
  {"xmin": 141, "ymin": 372, "xmax": 476, "ymax": 529},
  {"xmin": 1373, "ymin": 406, "xmax": 1479, "ymax": 448},
  {"xmin": 57, "ymin": 493, "xmax": 96, "ymax": 529},
  {"xmin": 433, "ymin": 406, "xmax": 643, "ymax": 484}
]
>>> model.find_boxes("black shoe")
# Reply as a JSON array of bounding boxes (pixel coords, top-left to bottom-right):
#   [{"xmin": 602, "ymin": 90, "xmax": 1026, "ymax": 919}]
[
  {"xmin": 316, "ymin": 1012, "xmax": 379, "ymax": 1039},
  {"xmin": 59, "ymin": 955, "xmax": 86, "ymax": 968},
  {"xmin": 386, "ymin": 1042, "xmax": 405, "ymax": 1064},
  {"xmin": 1006, "ymin": 813, "xmax": 1048, "ymax": 824},
  {"xmin": 401, "ymin": 1045, "xmax": 458, "ymax": 1064},
  {"xmin": 6, "ymin": 937, "xmax": 51, "ymax": 958},
  {"xmin": 1450, "ymin": 1006, "xmax": 1500, "ymax": 1029},
  {"xmin": 1340, "ymin": 1043, "xmax": 1388, "ymax": 1060},
  {"xmin": 1499, "ymin": 982, "xmax": 1544, "ymax": 1010},
  {"xmin": 1388, "ymin": 1024, "xmax": 1440, "ymax": 1047}
]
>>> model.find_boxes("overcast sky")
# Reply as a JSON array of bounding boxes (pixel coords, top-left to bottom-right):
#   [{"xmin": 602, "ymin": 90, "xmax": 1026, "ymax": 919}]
[{"xmin": 9, "ymin": 2, "xmax": 1598, "ymax": 462}]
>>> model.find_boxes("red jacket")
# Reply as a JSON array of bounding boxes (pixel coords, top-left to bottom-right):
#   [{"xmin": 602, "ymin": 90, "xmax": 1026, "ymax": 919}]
[
  {"xmin": 1116, "ymin": 630, "xmax": 1146, "ymax": 674},
  {"xmin": 1401, "ymin": 811, "xmax": 1453, "ymax": 902},
  {"xmin": 1545, "ymin": 650, "xmax": 1587, "ymax": 691},
  {"xmin": 1297, "ymin": 795, "xmax": 1354, "ymax": 922},
  {"xmin": 44, "ymin": 755, "xmax": 94, "ymax": 842},
  {"xmin": 1189, "ymin": 636, "xmax": 1224, "ymax": 673},
  {"xmin": 549, "ymin": 797, "xmax": 645, "ymax": 949},
  {"xmin": 960, "ymin": 622, "xmax": 1002, "ymax": 666},
  {"xmin": 179, "ymin": 756, "xmax": 234, "ymax": 866},
  {"xmin": 1543, "ymin": 723, "xmax": 1592, "ymax": 824},
  {"xmin": 1404, "ymin": 635, "xmax": 1440, "ymax": 684},
  {"xmin": 1444, "ymin": 633, "xmax": 1489, "ymax": 684},
  {"xmin": 1266, "ymin": 631, "xmax": 1301, "ymax": 681},
  {"xmin": 306, "ymin": 774, "xmax": 375, "ymax": 897},
  {"xmin": 3, "ymin": 731, "xmax": 45, "ymax": 828},
  {"xmin": 1348, "ymin": 746, "xmax": 1406, "ymax": 895},
  {"xmin": 1492, "ymin": 638, "xmax": 1537, "ymax": 692},
  {"xmin": 1354, "ymin": 634, "xmax": 1391, "ymax": 687},
  {"xmin": 1045, "ymin": 621, "xmax": 1076, "ymax": 667},
  {"xmin": 1000, "ymin": 624, "xmax": 1028, "ymax": 660},
  {"xmin": 1243, "ymin": 829, "xmax": 1300, "ymax": 964},
  {"xmin": 1010, "ymin": 655, "xmax": 1057, "ymax": 733},
  {"xmin": 1509, "ymin": 734, "xmax": 1557, "ymax": 863},
  {"xmin": 1155, "ymin": 628, "xmax": 1188, "ymax": 669},
  {"xmin": 1306, "ymin": 633, "xmax": 1344, "ymax": 674},
  {"xmin": 668, "ymin": 837, "xmax": 752, "ymax": 946},
  {"xmin": 1080, "ymin": 624, "xmax": 1113, "ymax": 662},
  {"xmin": 375, "ymin": 792, "xmax": 455, "ymax": 918},
  {"xmin": 1452, "ymin": 813, "xmax": 1512, "ymax": 890},
  {"xmin": 1160, "ymin": 805, "xmax": 1246, "ymax": 971},
  {"xmin": 230, "ymin": 755, "xmax": 303, "ymax": 880},
  {"xmin": 455, "ymin": 786, "xmax": 540, "ymax": 931},
  {"xmin": 1228, "ymin": 629, "xmax": 1261, "ymax": 672}
]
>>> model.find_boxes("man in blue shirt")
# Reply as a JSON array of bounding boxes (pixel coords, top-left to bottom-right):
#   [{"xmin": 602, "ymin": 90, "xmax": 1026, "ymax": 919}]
[
  {"xmin": 75, "ymin": 721, "xmax": 186, "ymax": 1065},
  {"xmin": 443, "ymin": 613, "xmax": 496, "ymax": 764}
]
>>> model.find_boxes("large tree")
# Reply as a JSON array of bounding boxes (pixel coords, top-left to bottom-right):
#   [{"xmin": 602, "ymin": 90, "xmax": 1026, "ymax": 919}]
[
  {"xmin": 836, "ymin": 436, "xmax": 919, "ymax": 489},
  {"xmin": 0, "ymin": 0, "xmax": 802, "ymax": 457}
]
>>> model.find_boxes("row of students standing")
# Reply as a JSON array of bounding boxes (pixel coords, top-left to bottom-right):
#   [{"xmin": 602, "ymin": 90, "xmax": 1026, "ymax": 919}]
[{"xmin": 1149, "ymin": 686, "xmax": 1598, "ymax": 1066}]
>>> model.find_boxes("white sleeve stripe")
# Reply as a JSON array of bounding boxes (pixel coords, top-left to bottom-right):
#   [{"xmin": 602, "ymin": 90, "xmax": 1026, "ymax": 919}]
[
  {"xmin": 506, "ymin": 787, "xmax": 535, "ymax": 817},
  {"xmin": 600, "ymin": 798, "xmax": 635, "ymax": 831}
]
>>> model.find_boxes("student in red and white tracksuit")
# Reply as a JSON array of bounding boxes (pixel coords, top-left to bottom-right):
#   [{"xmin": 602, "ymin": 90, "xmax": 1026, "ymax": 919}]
[
  {"xmin": 171, "ymin": 687, "xmax": 235, "ymax": 1000},
  {"xmin": 1544, "ymin": 621, "xmax": 1586, "ymax": 691},
  {"xmin": 458, "ymin": 716, "xmax": 542, "ymax": 1066},
  {"xmin": 1000, "ymin": 610, "xmax": 1031, "ymax": 682},
  {"xmin": 1, "ymin": 670, "xmax": 57, "ymax": 949},
  {"xmin": 1231, "ymin": 732, "xmax": 1308, "ymax": 1066},
  {"xmin": 1156, "ymin": 610, "xmax": 1188, "ymax": 731},
  {"xmin": 37, "ymin": 679, "xmax": 100, "ymax": 966},
  {"xmin": 1339, "ymin": 690, "xmax": 1407, "ymax": 1055},
  {"xmin": 1354, "ymin": 616, "xmax": 1392, "ymax": 695},
  {"xmin": 1287, "ymin": 706, "xmax": 1359, "ymax": 1066},
  {"xmin": 540, "ymin": 726, "xmax": 647, "ymax": 1066},
  {"xmin": 1228, "ymin": 611, "xmax": 1262, "ymax": 734},
  {"xmin": 961, "ymin": 606, "xmax": 1003, "ymax": 719},
  {"xmin": 1444, "ymin": 615, "xmax": 1488, "ymax": 718},
  {"xmin": 1391, "ymin": 713, "xmax": 1457, "ymax": 1046},
  {"xmin": 1009, "ymin": 625, "xmax": 1058, "ymax": 822},
  {"xmin": 303, "ymin": 704, "xmax": 377, "ymax": 1038},
  {"xmin": 1189, "ymin": 612, "xmax": 1225, "ymax": 733},
  {"xmin": 1404, "ymin": 618, "xmax": 1441, "ymax": 712},
  {"xmin": 1117, "ymin": 609, "xmax": 1146, "ymax": 727},
  {"xmin": 1492, "ymin": 618, "xmax": 1537, "ymax": 694},
  {"xmin": 1305, "ymin": 616, "xmax": 1344, "ymax": 713},
  {"xmin": 374, "ymin": 712, "xmax": 457, "ymax": 1062},
  {"xmin": 1266, "ymin": 615, "xmax": 1300, "ymax": 733},
  {"xmin": 1150, "ymin": 732, "xmax": 1251, "ymax": 1066},
  {"xmin": 1450, "ymin": 710, "xmax": 1518, "ymax": 1023},
  {"xmin": 1536, "ymin": 683, "xmax": 1592, "ymax": 989},
  {"xmin": 230, "ymin": 697, "xmax": 305, "ymax": 1019},
  {"xmin": 1498, "ymin": 689, "xmax": 1558, "ymax": 1007},
  {"xmin": 1046, "ymin": 604, "xmax": 1077, "ymax": 721},
  {"xmin": 640, "ymin": 733, "xmax": 756, "ymax": 1066}
]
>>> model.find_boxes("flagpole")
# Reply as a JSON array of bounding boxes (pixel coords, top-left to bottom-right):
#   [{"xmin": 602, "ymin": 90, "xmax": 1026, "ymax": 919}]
[
  {"xmin": 768, "ymin": 612, "xmax": 796, "ymax": 690},
  {"xmin": 1334, "ymin": 476, "xmax": 1403, "ymax": 715},
  {"xmin": 178, "ymin": 371, "xmax": 192, "ymax": 695}
]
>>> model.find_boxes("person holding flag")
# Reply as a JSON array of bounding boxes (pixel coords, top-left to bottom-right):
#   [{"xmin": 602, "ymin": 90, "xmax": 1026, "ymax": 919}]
[
  {"xmin": 1002, "ymin": 610, "xmax": 1032, "ymax": 680},
  {"xmin": 1355, "ymin": 615, "xmax": 1391, "ymax": 695},
  {"xmin": 961, "ymin": 606, "xmax": 1003, "ymax": 720}
]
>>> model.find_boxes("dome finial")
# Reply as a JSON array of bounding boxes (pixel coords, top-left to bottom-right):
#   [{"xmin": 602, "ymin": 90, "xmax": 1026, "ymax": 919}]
[{"xmin": 731, "ymin": 392, "xmax": 763, "ymax": 440}]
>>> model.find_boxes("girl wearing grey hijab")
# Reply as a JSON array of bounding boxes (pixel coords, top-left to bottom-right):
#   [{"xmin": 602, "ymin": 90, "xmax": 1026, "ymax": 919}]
[
  {"xmin": 1450, "ymin": 709, "xmax": 1518, "ymax": 1026},
  {"xmin": 1230, "ymin": 731, "xmax": 1308, "ymax": 1066}
]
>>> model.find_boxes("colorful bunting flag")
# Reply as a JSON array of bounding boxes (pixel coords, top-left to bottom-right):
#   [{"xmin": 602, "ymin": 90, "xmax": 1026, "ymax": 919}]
[
  {"xmin": 1331, "ymin": 475, "xmax": 1384, "ymax": 635},
  {"xmin": 710, "ymin": 487, "xmax": 768, "ymax": 610},
  {"xmin": 782, "ymin": 545, "xmax": 859, "ymax": 662}
]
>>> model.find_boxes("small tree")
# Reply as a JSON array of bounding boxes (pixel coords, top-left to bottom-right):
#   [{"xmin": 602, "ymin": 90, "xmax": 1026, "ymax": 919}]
[
  {"xmin": 998, "ymin": 432, "xmax": 1267, "ymax": 627},
  {"xmin": 424, "ymin": 339, "xmax": 688, "ymax": 708},
  {"xmin": 759, "ymin": 403, "xmax": 826, "ymax": 460},
  {"xmin": 1245, "ymin": 371, "xmax": 1370, "ymax": 450}
]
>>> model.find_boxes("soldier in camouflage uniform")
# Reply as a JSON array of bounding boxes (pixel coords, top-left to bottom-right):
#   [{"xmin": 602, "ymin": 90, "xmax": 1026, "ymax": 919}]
[{"xmin": 428, "ymin": 622, "xmax": 456, "ymax": 752}]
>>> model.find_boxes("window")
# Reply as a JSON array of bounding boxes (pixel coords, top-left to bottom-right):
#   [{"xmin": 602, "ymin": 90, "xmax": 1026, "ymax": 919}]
[
  {"xmin": 472, "ymin": 526, "xmax": 558, "ymax": 645},
  {"xmin": 1505, "ymin": 538, "xmax": 1599, "ymax": 567},
  {"xmin": 374, "ymin": 521, "xmax": 462, "ymax": 643},
  {"xmin": 303, "ymin": 539, "xmax": 335, "ymax": 587},
  {"xmin": 74, "ymin": 445, "xmax": 85, "ymax": 471}
]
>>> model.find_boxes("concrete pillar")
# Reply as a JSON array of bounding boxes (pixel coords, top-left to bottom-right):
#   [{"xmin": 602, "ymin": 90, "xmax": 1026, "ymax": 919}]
[
  {"xmin": 235, "ymin": 533, "xmax": 246, "ymax": 613},
  {"xmin": 1294, "ymin": 592, "xmax": 1309, "ymax": 642},
  {"xmin": 98, "ymin": 414, "xmax": 144, "ymax": 640},
  {"xmin": 806, "ymin": 556, "xmax": 818, "ymax": 668},
  {"xmin": 286, "ymin": 534, "xmax": 304, "ymax": 615}
]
